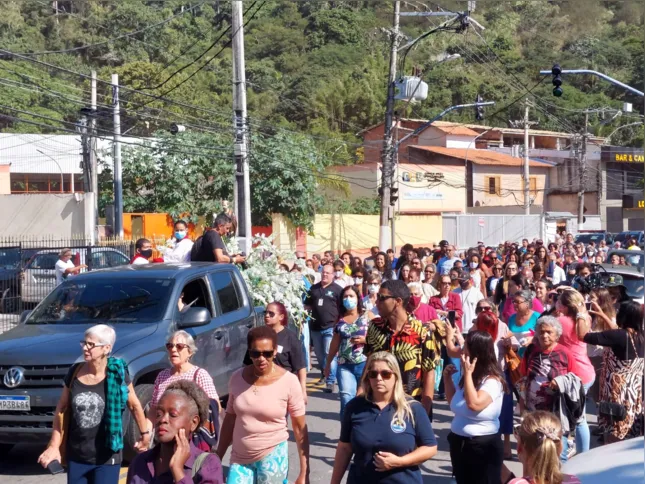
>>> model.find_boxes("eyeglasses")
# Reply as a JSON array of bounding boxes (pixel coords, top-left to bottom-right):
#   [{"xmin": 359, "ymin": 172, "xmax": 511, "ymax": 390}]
[
  {"xmin": 512, "ymin": 299, "xmax": 528, "ymax": 306},
  {"xmin": 476, "ymin": 306, "xmax": 492, "ymax": 313},
  {"xmin": 368, "ymin": 370, "xmax": 394, "ymax": 380},
  {"xmin": 376, "ymin": 294, "xmax": 396, "ymax": 302},
  {"xmin": 166, "ymin": 343, "xmax": 189, "ymax": 351},
  {"xmin": 249, "ymin": 349, "xmax": 274, "ymax": 359},
  {"xmin": 440, "ymin": 281, "xmax": 451, "ymax": 286},
  {"xmin": 80, "ymin": 341, "xmax": 107, "ymax": 350}
]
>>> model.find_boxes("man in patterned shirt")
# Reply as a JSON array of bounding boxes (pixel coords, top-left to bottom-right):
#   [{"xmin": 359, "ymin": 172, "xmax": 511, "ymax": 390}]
[{"xmin": 363, "ymin": 279, "xmax": 441, "ymax": 418}]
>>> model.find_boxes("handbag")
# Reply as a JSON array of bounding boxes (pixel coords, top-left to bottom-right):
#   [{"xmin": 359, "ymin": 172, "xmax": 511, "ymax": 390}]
[
  {"xmin": 597, "ymin": 331, "xmax": 632, "ymax": 423},
  {"xmin": 504, "ymin": 345, "xmax": 523, "ymax": 386}
]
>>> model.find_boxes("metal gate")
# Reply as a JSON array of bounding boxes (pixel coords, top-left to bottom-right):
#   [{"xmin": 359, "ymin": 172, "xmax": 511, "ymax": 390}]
[{"xmin": 442, "ymin": 214, "xmax": 544, "ymax": 249}]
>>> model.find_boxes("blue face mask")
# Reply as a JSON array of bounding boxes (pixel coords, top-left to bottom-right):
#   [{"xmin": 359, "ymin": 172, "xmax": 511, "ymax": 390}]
[
  {"xmin": 343, "ymin": 297, "xmax": 358, "ymax": 310},
  {"xmin": 175, "ymin": 231, "xmax": 187, "ymax": 240}
]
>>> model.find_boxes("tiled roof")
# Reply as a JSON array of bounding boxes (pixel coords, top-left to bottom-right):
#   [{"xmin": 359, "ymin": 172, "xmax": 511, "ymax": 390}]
[
  {"xmin": 408, "ymin": 145, "xmax": 556, "ymax": 167},
  {"xmin": 429, "ymin": 124, "xmax": 480, "ymax": 137}
]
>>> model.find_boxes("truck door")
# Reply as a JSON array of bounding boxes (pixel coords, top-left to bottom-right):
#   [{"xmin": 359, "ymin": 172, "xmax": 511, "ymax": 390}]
[{"xmin": 207, "ymin": 270, "xmax": 255, "ymax": 388}]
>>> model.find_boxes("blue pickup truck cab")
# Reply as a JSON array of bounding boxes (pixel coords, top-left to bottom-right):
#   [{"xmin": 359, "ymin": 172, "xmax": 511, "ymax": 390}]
[{"xmin": 0, "ymin": 262, "xmax": 261, "ymax": 459}]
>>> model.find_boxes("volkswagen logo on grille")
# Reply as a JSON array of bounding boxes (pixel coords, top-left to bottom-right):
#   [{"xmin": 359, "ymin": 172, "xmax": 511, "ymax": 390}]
[{"xmin": 3, "ymin": 367, "xmax": 25, "ymax": 389}]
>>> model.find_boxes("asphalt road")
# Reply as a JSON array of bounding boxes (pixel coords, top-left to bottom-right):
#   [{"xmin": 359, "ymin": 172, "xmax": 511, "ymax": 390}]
[{"xmin": 0, "ymin": 369, "xmax": 602, "ymax": 484}]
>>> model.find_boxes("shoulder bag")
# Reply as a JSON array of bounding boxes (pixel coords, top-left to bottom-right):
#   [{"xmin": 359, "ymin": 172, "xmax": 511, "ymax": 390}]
[{"xmin": 597, "ymin": 331, "xmax": 632, "ymax": 422}]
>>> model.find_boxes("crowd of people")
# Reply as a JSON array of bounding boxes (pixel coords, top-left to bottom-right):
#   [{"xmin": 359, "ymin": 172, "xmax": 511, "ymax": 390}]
[{"xmin": 40, "ymin": 226, "xmax": 643, "ymax": 484}]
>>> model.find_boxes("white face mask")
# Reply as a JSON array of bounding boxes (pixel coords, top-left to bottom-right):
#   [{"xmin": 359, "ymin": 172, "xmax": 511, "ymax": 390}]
[
  {"xmin": 354, "ymin": 277, "xmax": 363, "ymax": 285},
  {"xmin": 335, "ymin": 270, "xmax": 343, "ymax": 278},
  {"xmin": 470, "ymin": 262, "xmax": 478, "ymax": 269},
  {"xmin": 368, "ymin": 284, "xmax": 379, "ymax": 294},
  {"xmin": 587, "ymin": 251, "xmax": 594, "ymax": 257}
]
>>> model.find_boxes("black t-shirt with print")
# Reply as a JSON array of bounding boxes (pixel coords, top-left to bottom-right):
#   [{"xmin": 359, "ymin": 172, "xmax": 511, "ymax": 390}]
[
  {"xmin": 63, "ymin": 364, "xmax": 131, "ymax": 465},
  {"xmin": 243, "ymin": 327, "xmax": 306, "ymax": 373}
]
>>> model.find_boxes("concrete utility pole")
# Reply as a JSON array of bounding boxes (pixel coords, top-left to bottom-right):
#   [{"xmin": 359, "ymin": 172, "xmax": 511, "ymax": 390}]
[
  {"xmin": 112, "ymin": 73, "xmax": 123, "ymax": 238},
  {"xmin": 231, "ymin": 0, "xmax": 251, "ymax": 256},
  {"xmin": 90, "ymin": 71, "xmax": 98, "ymax": 244},
  {"xmin": 577, "ymin": 110, "xmax": 589, "ymax": 230},
  {"xmin": 379, "ymin": 0, "xmax": 400, "ymax": 252},
  {"xmin": 523, "ymin": 101, "xmax": 530, "ymax": 215}
]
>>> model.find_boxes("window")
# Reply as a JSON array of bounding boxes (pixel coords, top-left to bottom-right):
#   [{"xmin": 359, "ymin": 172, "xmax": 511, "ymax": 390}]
[
  {"xmin": 179, "ymin": 278, "xmax": 213, "ymax": 316},
  {"xmin": 529, "ymin": 176, "xmax": 538, "ymax": 197},
  {"xmin": 209, "ymin": 272, "xmax": 242, "ymax": 314},
  {"xmin": 486, "ymin": 176, "xmax": 501, "ymax": 195},
  {"xmin": 91, "ymin": 250, "xmax": 130, "ymax": 269}
]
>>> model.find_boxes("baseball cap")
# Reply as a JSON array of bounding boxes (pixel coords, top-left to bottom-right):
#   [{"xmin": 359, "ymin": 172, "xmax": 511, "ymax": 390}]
[
  {"xmin": 439, "ymin": 240, "xmax": 449, "ymax": 247},
  {"xmin": 605, "ymin": 274, "xmax": 625, "ymax": 288}
]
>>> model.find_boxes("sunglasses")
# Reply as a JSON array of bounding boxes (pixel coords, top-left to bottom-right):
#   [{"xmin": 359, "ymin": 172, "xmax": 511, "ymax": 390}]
[
  {"xmin": 166, "ymin": 343, "xmax": 189, "ymax": 351},
  {"xmin": 368, "ymin": 370, "xmax": 394, "ymax": 380},
  {"xmin": 265, "ymin": 310, "xmax": 277, "ymax": 317},
  {"xmin": 476, "ymin": 306, "xmax": 492, "ymax": 313},
  {"xmin": 249, "ymin": 349, "xmax": 274, "ymax": 359},
  {"xmin": 376, "ymin": 294, "xmax": 396, "ymax": 302},
  {"xmin": 79, "ymin": 341, "xmax": 107, "ymax": 350}
]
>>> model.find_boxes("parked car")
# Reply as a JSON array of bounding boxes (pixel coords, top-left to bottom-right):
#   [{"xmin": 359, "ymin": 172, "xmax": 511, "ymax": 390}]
[
  {"xmin": 600, "ymin": 250, "xmax": 644, "ymax": 303},
  {"xmin": 20, "ymin": 247, "xmax": 130, "ymax": 304},
  {"xmin": 0, "ymin": 262, "xmax": 261, "ymax": 460},
  {"xmin": 574, "ymin": 231, "xmax": 613, "ymax": 246},
  {"xmin": 0, "ymin": 248, "xmax": 38, "ymax": 313},
  {"xmin": 562, "ymin": 437, "xmax": 644, "ymax": 484},
  {"xmin": 613, "ymin": 231, "xmax": 644, "ymax": 248}
]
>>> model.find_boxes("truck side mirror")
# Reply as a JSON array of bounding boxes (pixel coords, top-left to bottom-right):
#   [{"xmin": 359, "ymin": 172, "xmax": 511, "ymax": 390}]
[{"xmin": 178, "ymin": 307, "xmax": 210, "ymax": 328}]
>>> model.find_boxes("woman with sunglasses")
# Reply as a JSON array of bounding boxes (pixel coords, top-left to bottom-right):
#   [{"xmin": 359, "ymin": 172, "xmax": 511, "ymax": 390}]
[
  {"xmin": 324, "ymin": 285, "xmax": 370, "ymax": 418},
  {"xmin": 443, "ymin": 331, "xmax": 507, "ymax": 484},
  {"xmin": 217, "ymin": 326, "xmax": 309, "ymax": 484},
  {"xmin": 501, "ymin": 274, "xmax": 544, "ymax": 324},
  {"xmin": 38, "ymin": 325, "xmax": 150, "ymax": 483},
  {"xmin": 486, "ymin": 264, "xmax": 503, "ymax": 298},
  {"xmin": 149, "ymin": 331, "xmax": 221, "ymax": 434},
  {"xmin": 422, "ymin": 263, "xmax": 439, "ymax": 299},
  {"xmin": 244, "ymin": 302, "xmax": 307, "ymax": 403},
  {"xmin": 330, "ymin": 351, "xmax": 437, "ymax": 484}
]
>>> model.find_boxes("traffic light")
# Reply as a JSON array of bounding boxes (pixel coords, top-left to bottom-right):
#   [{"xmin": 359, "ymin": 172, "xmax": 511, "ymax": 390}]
[
  {"xmin": 475, "ymin": 94, "xmax": 484, "ymax": 121},
  {"xmin": 390, "ymin": 186, "xmax": 399, "ymax": 205},
  {"xmin": 552, "ymin": 64, "xmax": 563, "ymax": 97}
]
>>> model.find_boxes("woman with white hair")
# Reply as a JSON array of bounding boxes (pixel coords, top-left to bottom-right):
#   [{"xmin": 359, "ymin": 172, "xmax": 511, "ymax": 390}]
[
  {"xmin": 38, "ymin": 324, "xmax": 149, "ymax": 483},
  {"xmin": 520, "ymin": 316, "xmax": 576, "ymax": 413},
  {"xmin": 330, "ymin": 351, "xmax": 438, "ymax": 484},
  {"xmin": 149, "ymin": 331, "xmax": 221, "ymax": 435},
  {"xmin": 407, "ymin": 282, "xmax": 439, "ymax": 326}
]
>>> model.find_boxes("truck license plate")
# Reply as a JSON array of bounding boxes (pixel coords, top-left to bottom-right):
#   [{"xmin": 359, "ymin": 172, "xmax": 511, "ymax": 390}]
[{"xmin": 0, "ymin": 395, "xmax": 30, "ymax": 411}]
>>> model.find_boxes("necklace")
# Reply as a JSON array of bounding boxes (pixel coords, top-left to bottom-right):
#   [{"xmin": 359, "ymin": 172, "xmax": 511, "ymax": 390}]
[{"xmin": 252, "ymin": 364, "xmax": 275, "ymax": 395}]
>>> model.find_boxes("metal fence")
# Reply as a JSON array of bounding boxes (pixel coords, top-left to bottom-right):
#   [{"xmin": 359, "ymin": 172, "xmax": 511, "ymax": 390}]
[
  {"xmin": 0, "ymin": 235, "xmax": 147, "ymax": 332},
  {"xmin": 442, "ymin": 214, "xmax": 545, "ymax": 249}
]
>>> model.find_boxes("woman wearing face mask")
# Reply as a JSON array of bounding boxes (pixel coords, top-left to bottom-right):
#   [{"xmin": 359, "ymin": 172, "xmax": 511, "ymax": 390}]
[
  {"xmin": 468, "ymin": 254, "xmax": 488, "ymax": 293},
  {"xmin": 127, "ymin": 381, "xmax": 224, "ymax": 483},
  {"xmin": 583, "ymin": 246, "xmax": 596, "ymax": 263},
  {"xmin": 362, "ymin": 273, "xmax": 381, "ymax": 319},
  {"xmin": 333, "ymin": 260, "xmax": 354, "ymax": 288},
  {"xmin": 324, "ymin": 286, "xmax": 370, "ymax": 418},
  {"xmin": 351, "ymin": 267, "xmax": 366, "ymax": 297},
  {"xmin": 407, "ymin": 282, "xmax": 439, "ymax": 326},
  {"xmin": 163, "ymin": 220, "xmax": 194, "ymax": 263}
]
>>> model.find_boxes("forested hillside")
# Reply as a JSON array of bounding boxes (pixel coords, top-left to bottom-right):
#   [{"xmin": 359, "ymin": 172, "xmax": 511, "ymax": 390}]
[{"xmin": 1, "ymin": 0, "xmax": 643, "ymax": 146}]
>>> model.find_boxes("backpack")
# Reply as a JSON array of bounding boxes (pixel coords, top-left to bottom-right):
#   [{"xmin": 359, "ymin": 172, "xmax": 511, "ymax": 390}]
[
  {"xmin": 190, "ymin": 235, "xmax": 204, "ymax": 262},
  {"xmin": 192, "ymin": 369, "xmax": 220, "ymax": 451}
]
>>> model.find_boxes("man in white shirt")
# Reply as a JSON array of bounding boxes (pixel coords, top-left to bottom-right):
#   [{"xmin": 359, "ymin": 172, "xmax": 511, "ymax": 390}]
[
  {"xmin": 163, "ymin": 220, "xmax": 194, "ymax": 263},
  {"xmin": 452, "ymin": 269, "xmax": 484, "ymax": 333},
  {"xmin": 55, "ymin": 249, "xmax": 86, "ymax": 285}
]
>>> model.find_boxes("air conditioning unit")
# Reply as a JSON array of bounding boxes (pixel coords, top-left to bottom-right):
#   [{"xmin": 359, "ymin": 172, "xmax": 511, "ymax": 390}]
[{"xmin": 394, "ymin": 76, "xmax": 428, "ymax": 102}]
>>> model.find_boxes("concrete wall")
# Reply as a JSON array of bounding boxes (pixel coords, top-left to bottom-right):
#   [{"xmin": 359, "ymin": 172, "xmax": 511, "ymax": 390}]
[
  {"xmin": 548, "ymin": 192, "xmax": 599, "ymax": 217},
  {"xmin": 396, "ymin": 162, "xmax": 466, "ymax": 213},
  {"xmin": 0, "ymin": 194, "xmax": 95, "ymax": 237},
  {"xmin": 272, "ymin": 213, "xmax": 443, "ymax": 257},
  {"xmin": 472, "ymin": 164, "xmax": 549, "ymax": 208},
  {"xmin": 0, "ymin": 165, "xmax": 10, "ymax": 194}
]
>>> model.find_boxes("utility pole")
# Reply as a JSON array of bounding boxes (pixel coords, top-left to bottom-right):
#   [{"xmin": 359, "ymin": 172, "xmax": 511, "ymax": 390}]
[
  {"xmin": 112, "ymin": 73, "xmax": 123, "ymax": 238},
  {"xmin": 231, "ymin": 0, "xmax": 251, "ymax": 256},
  {"xmin": 379, "ymin": 0, "xmax": 400, "ymax": 252},
  {"xmin": 523, "ymin": 101, "xmax": 530, "ymax": 215},
  {"xmin": 90, "ymin": 71, "xmax": 98, "ymax": 243},
  {"xmin": 577, "ymin": 110, "xmax": 589, "ymax": 230}
]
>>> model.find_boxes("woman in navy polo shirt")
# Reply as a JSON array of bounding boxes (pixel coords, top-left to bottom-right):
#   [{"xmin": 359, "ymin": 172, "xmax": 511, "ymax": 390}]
[{"xmin": 330, "ymin": 351, "xmax": 437, "ymax": 484}]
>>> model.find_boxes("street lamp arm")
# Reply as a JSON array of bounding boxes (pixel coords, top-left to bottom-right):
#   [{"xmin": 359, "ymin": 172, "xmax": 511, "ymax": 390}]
[
  {"xmin": 396, "ymin": 101, "xmax": 495, "ymax": 147},
  {"xmin": 603, "ymin": 122, "xmax": 645, "ymax": 145},
  {"xmin": 539, "ymin": 68, "xmax": 644, "ymax": 97},
  {"xmin": 36, "ymin": 149, "xmax": 64, "ymax": 193}
]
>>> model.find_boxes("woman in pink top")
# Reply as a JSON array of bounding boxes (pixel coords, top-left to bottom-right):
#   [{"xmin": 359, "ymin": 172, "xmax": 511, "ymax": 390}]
[
  {"xmin": 500, "ymin": 273, "xmax": 544, "ymax": 323},
  {"xmin": 216, "ymin": 326, "xmax": 309, "ymax": 484},
  {"xmin": 555, "ymin": 289, "xmax": 594, "ymax": 455}
]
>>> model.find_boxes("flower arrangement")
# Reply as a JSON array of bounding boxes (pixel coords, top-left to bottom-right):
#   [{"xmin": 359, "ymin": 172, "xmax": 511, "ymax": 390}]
[{"xmin": 226, "ymin": 234, "xmax": 309, "ymax": 330}]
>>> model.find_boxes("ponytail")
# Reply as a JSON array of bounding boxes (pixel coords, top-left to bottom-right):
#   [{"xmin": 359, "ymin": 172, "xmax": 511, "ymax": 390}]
[{"xmin": 516, "ymin": 411, "xmax": 564, "ymax": 484}]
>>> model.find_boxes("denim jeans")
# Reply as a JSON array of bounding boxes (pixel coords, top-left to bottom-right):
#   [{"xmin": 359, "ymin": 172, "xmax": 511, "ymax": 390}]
[
  {"xmin": 310, "ymin": 327, "xmax": 337, "ymax": 385},
  {"xmin": 560, "ymin": 378, "xmax": 594, "ymax": 461},
  {"xmin": 67, "ymin": 461, "xmax": 121, "ymax": 484},
  {"xmin": 337, "ymin": 361, "xmax": 366, "ymax": 418}
]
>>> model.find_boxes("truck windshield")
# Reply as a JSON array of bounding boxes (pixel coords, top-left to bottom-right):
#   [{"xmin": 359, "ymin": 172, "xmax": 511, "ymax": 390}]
[{"xmin": 27, "ymin": 278, "xmax": 174, "ymax": 323}]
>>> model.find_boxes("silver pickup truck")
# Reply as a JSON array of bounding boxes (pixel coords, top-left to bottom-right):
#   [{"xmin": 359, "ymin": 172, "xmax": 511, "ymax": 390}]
[{"xmin": 0, "ymin": 262, "xmax": 262, "ymax": 460}]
